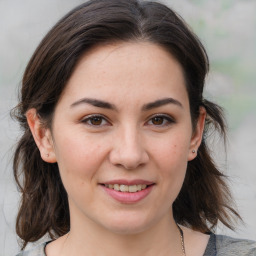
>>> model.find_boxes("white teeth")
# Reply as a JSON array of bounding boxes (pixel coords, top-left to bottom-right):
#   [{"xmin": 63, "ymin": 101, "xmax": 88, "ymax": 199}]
[
  {"xmin": 119, "ymin": 185, "xmax": 128, "ymax": 192},
  {"xmin": 137, "ymin": 184, "xmax": 142, "ymax": 191},
  {"xmin": 105, "ymin": 184, "xmax": 149, "ymax": 192},
  {"xmin": 128, "ymin": 185, "xmax": 137, "ymax": 193},
  {"xmin": 114, "ymin": 184, "xmax": 119, "ymax": 191}
]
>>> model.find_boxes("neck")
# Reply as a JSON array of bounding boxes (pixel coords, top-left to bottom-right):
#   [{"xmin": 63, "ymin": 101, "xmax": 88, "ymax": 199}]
[{"xmin": 62, "ymin": 211, "xmax": 182, "ymax": 256}]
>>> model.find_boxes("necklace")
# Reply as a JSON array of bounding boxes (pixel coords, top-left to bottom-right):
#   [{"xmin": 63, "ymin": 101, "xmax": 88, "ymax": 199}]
[
  {"xmin": 61, "ymin": 227, "xmax": 186, "ymax": 256},
  {"xmin": 177, "ymin": 224, "xmax": 186, "ymax": 256}
]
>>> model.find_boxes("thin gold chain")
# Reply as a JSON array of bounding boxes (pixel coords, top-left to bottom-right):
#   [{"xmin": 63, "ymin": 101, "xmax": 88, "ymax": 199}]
[
  {"xmin": 177, "ymin": 224, "xmax": 186, "ymax": 256},
  {"xmin": 59, "ymin": 228, "xmax": 186, "ymax": 256}
]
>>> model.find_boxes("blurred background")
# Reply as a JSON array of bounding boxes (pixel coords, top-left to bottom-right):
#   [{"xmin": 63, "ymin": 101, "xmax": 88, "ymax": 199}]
[{"xmin": 0, "ymin": 0, "xmax": 255, "ymax": 255}]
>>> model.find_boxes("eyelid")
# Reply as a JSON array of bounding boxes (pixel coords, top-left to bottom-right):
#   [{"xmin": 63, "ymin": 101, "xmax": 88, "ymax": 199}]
[
  {"xmin": 146, "ymin": 114, "xmax": 175, "ymax": 126},
  {"xmin": 81, "ymin": 114, "xmax": 111, "ymax": 126},
  {"xmin": 80, "ymin": 113, "xmax": 175, "ymax": 127}
]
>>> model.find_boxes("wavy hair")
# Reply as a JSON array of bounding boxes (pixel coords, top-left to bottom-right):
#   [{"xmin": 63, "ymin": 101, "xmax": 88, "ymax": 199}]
[{"xmin": 12, "ymin": 0, "xmax": 240, "ymax": 249}]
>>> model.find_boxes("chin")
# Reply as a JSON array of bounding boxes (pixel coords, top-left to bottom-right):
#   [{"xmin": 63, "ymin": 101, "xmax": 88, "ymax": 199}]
[
  {"xmin": 107, "ymin": 223, "xmax": 149, "ymax": 235},
  {"xmin": 101, "ymin": 212, "xmax": 155, "ymax": 235}
]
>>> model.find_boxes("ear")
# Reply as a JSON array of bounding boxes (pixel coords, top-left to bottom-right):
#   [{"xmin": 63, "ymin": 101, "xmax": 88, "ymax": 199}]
[
  {"xmin": 26, "ymin": 108, "xmax": 56, "ymax": 163},
  {"xmin": 187, "ymin": 107, "xmax": 206, "ymax": 161}
]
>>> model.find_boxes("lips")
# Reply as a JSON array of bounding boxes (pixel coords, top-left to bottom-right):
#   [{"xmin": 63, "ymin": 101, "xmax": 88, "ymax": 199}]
[
  {"xmin": 100, "ymin": 179, "xmax": 155, "ymax": 203},
  {"xmin": 104, "ymin": 184, "xmax": 148, "ymax": 193}
]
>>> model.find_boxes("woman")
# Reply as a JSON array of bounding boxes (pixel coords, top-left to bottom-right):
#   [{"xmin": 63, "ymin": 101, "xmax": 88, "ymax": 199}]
[{"xmin": 13, "ymin": 0, "xmax": 256, "ymax": 255}]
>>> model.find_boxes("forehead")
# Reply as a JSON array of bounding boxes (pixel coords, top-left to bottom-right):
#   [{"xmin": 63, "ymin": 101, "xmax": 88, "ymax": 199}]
[
  {"xmin": 74, "ymin": 41, "xmax": 183, "ymax": 77},
  {"xmin": 61, "ymin": 41, "xmax": 189, "ymax": 108}
]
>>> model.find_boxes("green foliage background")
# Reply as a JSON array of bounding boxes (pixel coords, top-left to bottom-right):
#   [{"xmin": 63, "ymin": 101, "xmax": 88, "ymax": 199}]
[
  {"xmin": 0, "ymin": 1, "xmax": 255, "ymax": 255},
  {"xmin": 167, "ymin": 0, "xmax": 256, "ymax": 129}
]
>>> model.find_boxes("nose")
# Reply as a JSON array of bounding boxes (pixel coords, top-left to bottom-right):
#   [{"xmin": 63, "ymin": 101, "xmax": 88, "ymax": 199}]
[{"xmin": 109, "ymin": 126, "xmax": 149, "ymax": 170}]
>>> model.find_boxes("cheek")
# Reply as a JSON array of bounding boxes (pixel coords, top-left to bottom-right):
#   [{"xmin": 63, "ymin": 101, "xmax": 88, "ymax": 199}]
[
  {"xmin": 53, "ymin": 132, "xmax": 108, "ymax": 186},
  {"xmin": 153, "ymin": 134, "xmax": 190, "ymax": 171},
  {"xmin": 151, "ymin": 134, "xmax": 190, "ymax": 197}
]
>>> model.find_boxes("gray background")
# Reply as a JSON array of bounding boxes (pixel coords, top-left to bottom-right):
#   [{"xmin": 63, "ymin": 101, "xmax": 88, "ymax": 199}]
[{"xmin": 1, "ymin": 0, "xmax": 255, "ymax": 255}]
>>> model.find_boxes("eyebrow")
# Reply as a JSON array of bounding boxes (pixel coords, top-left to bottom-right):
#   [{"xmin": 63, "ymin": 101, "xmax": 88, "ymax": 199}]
[
  {"xmin": 142, "ymin": 98, "xmax": 183, "ymax": 111},
  {"xmin": 70, "ymin": 97, "xmax": 183, "ymax": 111},
  {"xmin": 70, "ymin": 98, "xmax": 117, "ymax": 110}
]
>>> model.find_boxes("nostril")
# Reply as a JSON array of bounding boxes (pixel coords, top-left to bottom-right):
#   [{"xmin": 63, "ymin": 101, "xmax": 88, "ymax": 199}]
[{"xmin": 108, "ymin": 134, "xmax": 149, "ymax": 169}]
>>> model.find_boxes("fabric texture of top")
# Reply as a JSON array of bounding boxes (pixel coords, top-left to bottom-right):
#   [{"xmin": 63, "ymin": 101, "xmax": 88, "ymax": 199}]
[{"xmin": 16, "ymin": 234, "xmax": 256, "ymax": 256}]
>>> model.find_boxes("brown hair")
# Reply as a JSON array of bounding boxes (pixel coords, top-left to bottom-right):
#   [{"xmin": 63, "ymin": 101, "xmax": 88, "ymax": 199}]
[{"xmin": 12, "ymin": 0, "xmax": 240, "ymax": 249}]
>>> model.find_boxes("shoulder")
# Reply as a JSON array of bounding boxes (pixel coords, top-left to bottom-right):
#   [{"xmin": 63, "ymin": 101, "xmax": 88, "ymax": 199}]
[
  {"xmin": 15, "ymin": 242, "xmax": 48, "ymax": 256},
  {"xmin": 216, "ymin": 234, "xmax": 256, "ymax": 255},
  {"xmin": 205, "ymin": 233, "xmax": 256, "ymax": 256}
]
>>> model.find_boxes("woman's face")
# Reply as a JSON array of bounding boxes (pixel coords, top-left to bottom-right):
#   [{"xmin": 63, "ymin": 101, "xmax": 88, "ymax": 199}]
[{"xmin": 47, "ymin": 42, "xmax": 204, "ymax": 234}]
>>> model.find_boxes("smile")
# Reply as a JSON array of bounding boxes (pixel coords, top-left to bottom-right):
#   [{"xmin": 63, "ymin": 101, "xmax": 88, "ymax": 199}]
[
  {"xmin": 101, "ymin": 183, "xmax": 154, "ymax": 203},
  {"xmin": 104, "ymin": 184, "xmax": 147, "ymax": 193}
]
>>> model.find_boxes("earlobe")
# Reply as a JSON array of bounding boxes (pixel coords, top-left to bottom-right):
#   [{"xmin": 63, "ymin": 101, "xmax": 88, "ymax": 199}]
[
  {"xmin": 26, "ymin": 108, "xmax": 56, "ymax": 163},
  {"xmin": 188, "ymin": 107, "xmax": 206, "ymax": 161}
]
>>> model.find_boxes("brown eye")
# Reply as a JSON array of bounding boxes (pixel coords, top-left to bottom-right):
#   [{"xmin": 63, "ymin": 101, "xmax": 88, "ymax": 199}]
[
  {"xmin": 147, "ymin": 115, "xmax": 175, "ymax": 127},
  {"xmin": 90, "ymin": 116, "xmax": 103, "ymax": 125},
  {"xmin": 82, "ymin": 115, "xmax": 108, "ymax": 126},
  {"xmin": 151, "ymin": 116, "xmax": 164, "ymax": 125}
]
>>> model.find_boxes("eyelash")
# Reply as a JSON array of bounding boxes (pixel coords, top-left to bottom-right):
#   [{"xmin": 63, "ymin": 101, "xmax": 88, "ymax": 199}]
[
  {"xmin": 81, "ymin": 114, "xmax": 109, "ymax": 127},
  {"xmin": 146, "ymin": 114, "xmax": 175, "ymax": 127},
  {"xmin": 81, "ymin": 114, "xmax": 175, "ymax": 127}
]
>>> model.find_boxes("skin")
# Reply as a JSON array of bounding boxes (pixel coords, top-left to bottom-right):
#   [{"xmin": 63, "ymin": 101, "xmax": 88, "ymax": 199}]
[{"xmin": 27, "ymin": 42, "xmax": 209, "ymax": 256}]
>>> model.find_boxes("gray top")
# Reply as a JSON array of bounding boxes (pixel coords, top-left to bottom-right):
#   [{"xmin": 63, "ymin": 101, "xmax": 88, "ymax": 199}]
[{"xmin": 16, "ymin": 234, "xmax": 256, "ymax": 256}]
